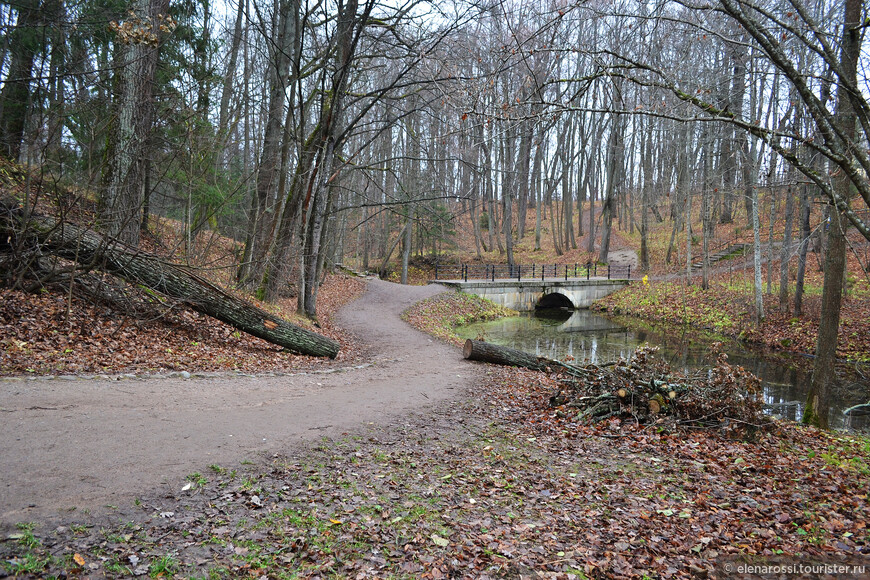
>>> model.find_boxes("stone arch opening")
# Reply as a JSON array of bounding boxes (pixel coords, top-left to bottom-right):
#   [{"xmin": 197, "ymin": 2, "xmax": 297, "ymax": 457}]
[{"xmin": 536, "ymin": 292, "xmax": 574, "ymax": 310}]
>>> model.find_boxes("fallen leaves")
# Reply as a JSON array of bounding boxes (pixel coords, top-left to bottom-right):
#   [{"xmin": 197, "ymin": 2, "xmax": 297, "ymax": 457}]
[
  {"xmin": 402, "ymin": 291, "xmax": 515, "ymax": 345},
  {"xmin": 0, "ymin": 273, "xmax": 365, "ymax": 376},
  {"xmin": 430, "ymin": 534, "xmax": 449, "ymax": 547},
  {"xmin": 5, "ymin": 365, "xmax": 868, "ymax": 578}
]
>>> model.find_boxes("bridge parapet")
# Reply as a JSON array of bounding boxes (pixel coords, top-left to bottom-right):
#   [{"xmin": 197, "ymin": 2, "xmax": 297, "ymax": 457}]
[
  {"xmin": 434, "ymin": 262, "xmax": 631, "ymax": 282},
  {"xmin": 435, "ymin": 278, "xmax": 630, "ymax": 311}
]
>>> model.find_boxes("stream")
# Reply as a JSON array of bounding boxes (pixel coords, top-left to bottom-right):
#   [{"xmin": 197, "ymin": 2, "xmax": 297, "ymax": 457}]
[{"xmin": 456, "ymin": 308, "xmax": 870, "ymax": 432}]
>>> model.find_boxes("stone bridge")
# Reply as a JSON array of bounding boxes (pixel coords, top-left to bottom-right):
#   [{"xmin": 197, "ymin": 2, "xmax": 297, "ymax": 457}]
[{"xmin": 434, "ymin": 278, "xmax": 630, "ymax": 311}]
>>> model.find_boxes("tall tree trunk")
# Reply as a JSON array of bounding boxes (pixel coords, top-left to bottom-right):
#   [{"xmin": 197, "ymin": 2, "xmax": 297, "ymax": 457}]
[
  {"xmin": 742, "ymin": 50, "xmax": 764, "ymax": 323},
  {"xmin": 400, "ymin": 112, "xmax": 420, "ymax": 284},
  {"xmin": 45, "ymin": 0, "xmax": 66, "ymax": 162},
  {"xmin": 701, "ymin": 126, "xmax": 712, "ymax": 290},
  {"xmin": 301, "ymin": 141, "xmax": 336, "ymax": 318},
  {"xmin": 685, "ymin": 184, "xmax": 693, "ymax": 285},
  {"xmin": 750, "ymin": 177, "xmax": 764, "ymax": 323},
  {"xmin": 102, "ymin": 0, "xmax": 169, "ymax": 246},
  {"xmin": 779, "ymin": 181, "xmax": 795, "ymax": 310},
  {"xmin": 0, "ymin": 0, "xmax": 41, "ymax": 161},
  {"xmin": 742, "ymin": 130, "xmax": 763, "ymax": 322},
  {"xmin": 362, "ymin": 204, "xmax": 370, "ymax": 271},
  {"xmin": 401, "ymin": 204, "xmax": 413, "ymax": 284},
  {"xmin": 238, "ymin": 0, "xmax": 300, "ymax": 287},
  {"xmin": 298, "ymin": 0, "xmax": 365, "ymax": 318},
  {"xmin": 778, "ymin": 90, "xmax": 802, "ymax": 306},
  {"xmin": 665, "ymin": 213, "xmax": 679, "ymax": 265},
  {"xmin": 804, "ymin": 208, "xmax": 847, "ymax": 429},
  {"xmin": 551, "ymin": 177, "xmax": 563, "ymax": 257},
  {"xmin": 765, "ymin": 76, "xmax": 784, "ymax": 294},
  {"xmin": 719, "ymin": 35, "xmax": 747, "ymax": 225},
  {"xmin": 598, "ymin": 113, "xmax": 621, "ymax": 263},
  {"xmin": 476, "ymin": 122, "xmax": 498, "ymax": 254},
  {"xmin": 804, "ymin": 0, "xmax": 861, "ymax": 429},
  {"xmin": 503, "ymin": 183, "xmax": 514, "ymax": 266},
  {"xmin": 516, "ymin": 122, "xmax": 532, "ymax": 240},
  {"xmin": 502, "ymin": 130, "xmax": 515, "ymax": 267},
  {"xmin": 561, "ymin": 120, "xmax": 575, "ymax": 252},
  {"xmin": 260, "ymin": 135, "xmax": 318, "ymax": 300},
  {"xmin": 576, "ymin": 121, "xmax": 588, "ymax": 240},
  {"xmin": 667, "ymin": 123, "xmax": 691, "ymax": 265},
  {"xmin": 766, "ymin": 188, "xmax": 777, "ymax": 294},
  {"xmin": 587, "ymin": 186, "xmax": 595, "ymax": 254},
  {"xmin": 215, "ymin": 0, "xmax": 246, "ymax": 162},
  {"xmin": 468, "ymin": 132, "xmax": 485, "ymax": 257},
  {"xmin": 639, "ymin": 121, "xmax": 653, "ymax": 272},
  {"xmin": 532, "ymin": 137, "xmax": 544, "ymax": 251},
  {"xmin": 793, "ymin": 184, "xmax": 811, "ymax": 316}
]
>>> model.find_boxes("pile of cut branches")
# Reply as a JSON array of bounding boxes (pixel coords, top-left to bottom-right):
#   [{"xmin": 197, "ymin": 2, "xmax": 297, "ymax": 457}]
[
  {"xmin": 463, "ymin": 339, "xmax": 767, "ymax": 428},
  {"xmin": 547, "ymin": 346, "xmax": 766, "ymax": 427}
]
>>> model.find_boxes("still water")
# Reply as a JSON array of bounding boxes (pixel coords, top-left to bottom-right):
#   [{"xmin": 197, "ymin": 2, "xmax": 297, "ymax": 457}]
[{"xmin": 456, "ymin": 309, "xmax": 870, "ymax": 431}]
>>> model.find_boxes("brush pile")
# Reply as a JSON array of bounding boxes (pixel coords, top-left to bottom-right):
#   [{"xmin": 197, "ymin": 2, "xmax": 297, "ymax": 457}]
[
  {"xmin": 463, "ymin": 339, "xmax": 767, "ymax": 427},
  {"xmin": 547, "ymin": 346, "xmax": 766, "ymax": 427}
]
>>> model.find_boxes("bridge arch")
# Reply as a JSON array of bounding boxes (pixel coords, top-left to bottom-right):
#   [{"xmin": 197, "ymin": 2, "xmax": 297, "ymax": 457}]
[{"xmin": 536, "ymin": 292, "xmax": 575, "ymax": 310}]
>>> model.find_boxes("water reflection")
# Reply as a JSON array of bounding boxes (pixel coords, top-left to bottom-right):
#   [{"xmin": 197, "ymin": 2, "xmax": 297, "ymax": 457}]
[{"xmin": 456, "ymin": 309, "xmax": 870, "ymax": 431}]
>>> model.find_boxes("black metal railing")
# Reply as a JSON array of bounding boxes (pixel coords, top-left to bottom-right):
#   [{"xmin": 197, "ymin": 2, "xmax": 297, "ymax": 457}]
[{"xmin": 434, "ymin": 262, "xmax": 632, "ymax": 282}]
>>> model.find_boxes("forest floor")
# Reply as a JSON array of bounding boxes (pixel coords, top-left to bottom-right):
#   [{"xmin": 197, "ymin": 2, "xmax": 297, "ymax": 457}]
[{"xmin": 2, "ymin": 278, "xmax": 870, "ymax": 579}]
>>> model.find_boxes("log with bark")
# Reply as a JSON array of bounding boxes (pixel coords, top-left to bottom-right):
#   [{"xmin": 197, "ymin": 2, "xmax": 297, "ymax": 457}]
[
  {"xmin": 0, "ymin": 197, "xmax": 340, "ymax": 358},
  {"xmin": 463, "ymin": 339, "xmax": 595, "ymax": 379},
  {"xmin": 463, "ymin": 339, "xmax": 550, "ymax": 371}
]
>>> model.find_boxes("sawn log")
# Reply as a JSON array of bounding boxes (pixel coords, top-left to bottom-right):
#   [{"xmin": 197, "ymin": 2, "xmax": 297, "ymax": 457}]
[
  {"xmin": 1, "ymin": 197, "xmax": 340, "ymax": 358},
  {"xmin": 463, "ymin": 339, "xmax": 597, "ymax": 380},
  {"xmin": 463, "ymin": 339, "xmax": 550, "ymax": 371}
]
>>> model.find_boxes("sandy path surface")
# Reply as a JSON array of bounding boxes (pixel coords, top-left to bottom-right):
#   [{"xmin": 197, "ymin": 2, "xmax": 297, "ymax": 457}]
[
  {"xmin": 0, "ymin": 279, "xmax": 477, "ymax": 526},
  {"xmin": 607, "ymin": 249, "xmax": 638, "ymax": 270}
]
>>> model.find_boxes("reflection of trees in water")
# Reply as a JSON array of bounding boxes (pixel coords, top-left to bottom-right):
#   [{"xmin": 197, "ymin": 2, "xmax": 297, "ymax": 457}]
[
  {"xmin": 512, "ymin": 330, "xmax": 636, "ymax": 364},
  {"xmin": 458, "ymin": 310, "xmax": 869, "ymax": 431}
]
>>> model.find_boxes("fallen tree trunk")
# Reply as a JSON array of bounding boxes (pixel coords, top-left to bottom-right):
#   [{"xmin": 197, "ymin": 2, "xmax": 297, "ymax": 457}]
[
  {"xmin": 463, "ymin": 339, "xmax": 550, "ymax": 371},
  {"xmin": 0, "ymin": 197, "xmax": 340, "ymax": 358},
  {"xmin": 463, "ymin": 339, "xmax": 594, "ymax": 379}
]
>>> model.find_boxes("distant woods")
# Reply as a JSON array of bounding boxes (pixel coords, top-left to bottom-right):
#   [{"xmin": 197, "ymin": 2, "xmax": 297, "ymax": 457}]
[{"xmin": 1, "ymin": 0, "xmax": 868, "ymax": 335}]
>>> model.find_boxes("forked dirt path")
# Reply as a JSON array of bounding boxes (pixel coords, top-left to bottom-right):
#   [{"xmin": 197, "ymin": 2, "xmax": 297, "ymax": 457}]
[{"xmin": 0, "ymin": 279, "xmax": 478, "ymax": 528}]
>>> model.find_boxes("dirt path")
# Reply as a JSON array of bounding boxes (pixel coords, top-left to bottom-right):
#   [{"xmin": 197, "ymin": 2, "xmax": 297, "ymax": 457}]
[
  {"xmin": 606, "ymin": 249, "xmax": 638, "ymax": 270},
  {"xmin": 0, "ymin": 279, "xmax": 478, "ymax": 528}
]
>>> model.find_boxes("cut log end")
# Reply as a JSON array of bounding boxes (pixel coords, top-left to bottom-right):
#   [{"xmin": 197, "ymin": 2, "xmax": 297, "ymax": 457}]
[
  {"xmin": 463, "ymin": 338, "xmax": 474, "ymax": 359},
  {"xmin": 463, "ymin": 339, "xmax": 547, "ymax": 371},
  {"xmin": 648, "ymin": 398, "xmax": 662, "ymax": 415}
]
